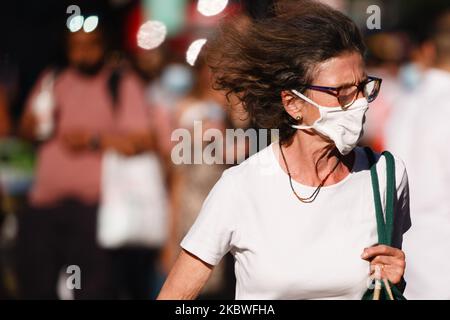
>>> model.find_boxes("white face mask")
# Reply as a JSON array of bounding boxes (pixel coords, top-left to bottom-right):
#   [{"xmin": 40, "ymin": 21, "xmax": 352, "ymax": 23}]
[{"xmin": 291, "ymin": 89, "xmax": 369, "ymax": 155}]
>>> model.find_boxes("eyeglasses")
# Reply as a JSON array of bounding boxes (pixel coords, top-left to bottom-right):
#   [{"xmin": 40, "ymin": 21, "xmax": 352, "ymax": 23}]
[{"xmin": 298, "ymin": 76, "xmax": 382, "ymax": 109}]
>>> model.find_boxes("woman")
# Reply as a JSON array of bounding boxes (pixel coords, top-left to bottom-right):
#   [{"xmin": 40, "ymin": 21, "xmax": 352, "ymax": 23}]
[{"xmin": 158, "ymin": 1, "xmax": 410, "ymax": 300}]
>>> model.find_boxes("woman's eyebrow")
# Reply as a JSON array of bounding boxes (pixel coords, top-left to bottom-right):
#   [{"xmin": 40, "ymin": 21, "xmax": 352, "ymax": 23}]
[
  {"xmin": 337, "ymin": 81, "xmax": 357, "ymax": 88},
  {"xmin": 336, "ymin": 74, "xmax": 368, "ymax": 87}
]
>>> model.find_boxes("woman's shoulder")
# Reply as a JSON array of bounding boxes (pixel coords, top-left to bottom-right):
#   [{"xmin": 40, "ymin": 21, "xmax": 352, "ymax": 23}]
[
  {"xmin": 212, "ymin": 144, "xmax": 277, "ymax": 197},
  {"xmin": 222, "ymin": 143, "xmax": 277, "ymax": 179},
  {"xmin": 354, "ymin": 146, "xmax": 408, "ymax": 188}
]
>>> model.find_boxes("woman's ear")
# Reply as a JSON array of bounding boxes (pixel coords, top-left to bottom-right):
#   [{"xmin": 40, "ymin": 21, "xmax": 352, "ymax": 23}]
[{"xmin": 281, "ymin": 90, "xmax": 303, "ymax": 119}]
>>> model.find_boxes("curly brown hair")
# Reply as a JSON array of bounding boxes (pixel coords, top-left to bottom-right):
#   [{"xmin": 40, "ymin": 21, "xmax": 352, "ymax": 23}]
[{"xmin": 207, "ymin": 0, "xmax": 366, "ymax": 144}]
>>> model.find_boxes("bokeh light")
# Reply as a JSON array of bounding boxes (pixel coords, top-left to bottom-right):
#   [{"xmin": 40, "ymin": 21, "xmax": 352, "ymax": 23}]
[
  {"xmin": 197, "ymin": 0, "xmax": 228, "ymax": 17},
  {"xmin": 137, "ymin": 20, "xmax": 167, "ymax": 50},
  {"xmin": 83, "ymin": 16, "xmax": 99, "ymax": 33},
  {"xmin": 68, "ymin": 15, "xmax": 84, "ymax": 32},
  {"xmin": 186, "ymin": 38, "xmax": 207, "ymax": 66}
]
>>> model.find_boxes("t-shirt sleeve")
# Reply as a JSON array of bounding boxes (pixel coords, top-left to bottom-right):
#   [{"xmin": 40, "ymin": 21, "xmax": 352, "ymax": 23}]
[
  {"xmin": 392, "ymin": 156, "xmax": 411, "ymax": 249},
  {"xmin": 180, "ymin": 170, "xmax": 239, "ymax": 266}
]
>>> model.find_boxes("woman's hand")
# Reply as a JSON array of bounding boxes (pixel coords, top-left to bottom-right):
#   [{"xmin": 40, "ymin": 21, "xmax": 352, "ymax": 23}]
[
  {"xmin": 62, "ymin": 130, "xmax": 93, "ymax": 152},
  {"xmin": 100, "ymin": 134, "xmax": 136, "ymax": 156},
  {"xmin": 361, "ymin": 245, "xmax": 406, "ymax": 285}
]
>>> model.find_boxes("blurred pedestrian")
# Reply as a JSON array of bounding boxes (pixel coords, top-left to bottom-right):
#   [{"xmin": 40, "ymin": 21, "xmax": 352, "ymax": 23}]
[
  {"xmin": 168, "ymin": 55, "xmax": 231, "ymax": 299},
  {"xmin": 16, "ymin": 26, "xmax": 152, "ymax": 299},
  {"xmin": 386, "ymin": 9, "xmax": 450, "ymax": 300}
]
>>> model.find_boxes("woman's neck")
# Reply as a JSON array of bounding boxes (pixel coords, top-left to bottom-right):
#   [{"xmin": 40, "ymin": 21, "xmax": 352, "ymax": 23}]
[{"xmin": 276, "ymin": 131, "xmax": 355, "ymax": 187}]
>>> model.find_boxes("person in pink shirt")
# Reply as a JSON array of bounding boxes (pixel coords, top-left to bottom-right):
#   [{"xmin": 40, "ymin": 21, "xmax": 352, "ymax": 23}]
[{"xmin": 16, "ymin": 27, "xmax": 153, "ymax": 299}]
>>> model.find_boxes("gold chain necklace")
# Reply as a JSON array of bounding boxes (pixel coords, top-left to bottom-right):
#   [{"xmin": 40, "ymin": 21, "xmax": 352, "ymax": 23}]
[{"xmin": 278, "ymin": 141, "xmax": 341, "ymax": 203}]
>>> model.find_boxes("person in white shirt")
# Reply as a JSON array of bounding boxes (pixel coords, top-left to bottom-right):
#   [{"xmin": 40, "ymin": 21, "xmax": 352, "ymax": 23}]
[
  {"xmin": 158, "ymin": 0, "xmax": 410, "ymax": 300},
  {"xmin": 385, "ymin": 10, "xmax": 450, "ymax": 300}
]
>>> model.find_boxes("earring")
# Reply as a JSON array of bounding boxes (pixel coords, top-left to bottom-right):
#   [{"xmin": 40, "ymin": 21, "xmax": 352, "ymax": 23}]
[{"xmin": 296, "ymin": 114, "xmax": 303, "ymax": 122}]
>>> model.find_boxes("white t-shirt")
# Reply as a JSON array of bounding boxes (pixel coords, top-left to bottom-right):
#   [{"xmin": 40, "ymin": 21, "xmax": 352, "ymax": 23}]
[
  {"xmin": 181, "ymin": 143, "xmax": 411, "ymax": 299},
  {"xmin": 385, "ymin": 69, "xmax": 450, "ymax": 299}
]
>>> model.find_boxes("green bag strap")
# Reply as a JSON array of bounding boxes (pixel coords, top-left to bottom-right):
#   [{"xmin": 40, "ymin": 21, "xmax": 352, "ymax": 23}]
[
  {"xmin": 363, "ymin": 147, "xmax": 406, "ymax": 300},
  {"xmin": 382, "ymin": 151, "xmax": 396, "ymax": 246},
  {"xmin": 364, "ymin": 148, "xmax": 389, "ymax": 245},
  {"xmin": 380, "ymin": 151, "xmax": 405, "ymax": 300}
]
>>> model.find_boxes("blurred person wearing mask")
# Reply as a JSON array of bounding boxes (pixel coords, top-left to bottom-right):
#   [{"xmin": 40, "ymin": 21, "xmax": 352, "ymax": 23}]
[
  {"xmin": 17, "ymin": 26, "xmax": 152, "ymax": 299},
  {"xmin": 397, "ymin": 35, "xmax": 435, "ymax": 92},
  {"xmin": 385, "ymin": 9, "xmax": 450, "ymax": 299},
  {"xmin": 133, "ymin": 48, "xmax": 194, "ymax": 293},
  {"xmin": 104, "ymin": 45, "xmax": 179, "ymax": 300},
  {"xmin": 133, "ymin": 46, "xmax": 191, "ymax": 172},
  {"xmin": 168, "ymin": 56, "xmax": 233, "ymax": 299},
  {"xmin": 362, "ymin": 32, "xmax": 407, "ymax": 152}
]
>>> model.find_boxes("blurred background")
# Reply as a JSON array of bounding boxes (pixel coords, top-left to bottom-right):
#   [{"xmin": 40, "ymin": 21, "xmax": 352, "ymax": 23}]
[{"xmin": 0, "ymin": 0, "xmax": 449, "ymax": 300}]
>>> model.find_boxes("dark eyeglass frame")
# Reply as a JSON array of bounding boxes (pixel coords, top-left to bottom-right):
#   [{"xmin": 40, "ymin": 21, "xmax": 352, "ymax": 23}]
[{"xmin": 298, "ymin": 76, "xmax": 383, "ymax": 109}]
